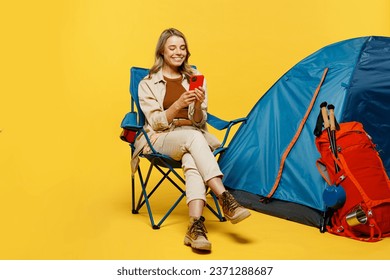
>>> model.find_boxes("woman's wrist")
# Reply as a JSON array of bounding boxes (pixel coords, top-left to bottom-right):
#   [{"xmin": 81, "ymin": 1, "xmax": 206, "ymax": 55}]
[
  {"xmin": 194, "ymin": 102, "xmax": 202, "ymax": 111},
  {"xmin": 173, "ymin": 100, "xmax": 182, "ymax": 111}
]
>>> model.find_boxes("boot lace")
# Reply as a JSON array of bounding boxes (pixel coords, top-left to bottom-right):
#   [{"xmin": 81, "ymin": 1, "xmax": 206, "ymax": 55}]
[
  {"xmin": 189, "ymin": 217, "xmax": 208, "ymax": 239},
  {"xmin": 221, "ymin": 192, "xmax": 240, "ymax": 212}
]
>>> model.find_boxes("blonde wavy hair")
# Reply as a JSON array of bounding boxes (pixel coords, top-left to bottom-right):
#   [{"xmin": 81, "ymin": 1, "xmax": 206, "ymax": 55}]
[{"xmin": 148, "ymin": 28, "xmax": 195, "ymax": 81}]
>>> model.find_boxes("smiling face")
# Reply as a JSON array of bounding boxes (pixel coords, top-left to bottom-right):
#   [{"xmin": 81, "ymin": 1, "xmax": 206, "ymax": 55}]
[{"xmin": 162, "ymin": 35, "xmax": 188, "ymax": 70}]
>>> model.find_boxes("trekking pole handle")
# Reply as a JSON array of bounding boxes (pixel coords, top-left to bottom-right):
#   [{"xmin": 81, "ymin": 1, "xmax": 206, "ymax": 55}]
[
  {"xmin": 320, "ymin": 102, "xmax": 330, "ymax": 129},
  {"xmin": 328, "ymin": 104, "xmax": 336, "ymax": 131}
]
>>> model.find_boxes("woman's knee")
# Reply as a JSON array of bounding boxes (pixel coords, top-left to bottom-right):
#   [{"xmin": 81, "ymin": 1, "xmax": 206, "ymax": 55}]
[
  {"xmin": 184, "ymin": 130, "xmax": 209, "ymax": 150},
  {"xmin": 185, "ymin": 130, "xmax": 204, "ymax": 142}
]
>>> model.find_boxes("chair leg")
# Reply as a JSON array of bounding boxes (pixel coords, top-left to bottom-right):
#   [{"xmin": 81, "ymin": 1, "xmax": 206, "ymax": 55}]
[
  {"xmin": 133, "ymin": 162, "xmax": 187, "ymax": 229},
  {"xmin": 137, "ymin": 167, "xmax": 169, "ymax": 210},
  {"xmin": 155, "ymin": 192, "xmax": 186, "ymax": 229},
  {"xmin": 207, "ymin": 191, "xmax": 227, "ymax": 222},
  {"xmin": 132, "ymin": 159, "xmax": 226, "ymax": 229},
  {"xmin": 136, "ymin": 164, "xmax": 157, "ymax": 228},
  {"xmin": 131, "ymin": 175, "xmax": 138, "ymax": 214},
  {"xmin": 151, "ymin": 162, "xmax": 186, "ymax": 228}
]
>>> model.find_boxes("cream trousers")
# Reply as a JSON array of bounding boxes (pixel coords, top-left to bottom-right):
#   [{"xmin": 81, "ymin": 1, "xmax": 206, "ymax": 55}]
[{"xmin": 151, "ymin": 126, "xmax": 223, "ymax": 204}]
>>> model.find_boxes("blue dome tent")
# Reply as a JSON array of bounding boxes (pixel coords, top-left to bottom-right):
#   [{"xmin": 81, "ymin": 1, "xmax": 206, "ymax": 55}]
[{"xmin": 218, "ymin": 36, "xmax": 390, "ymax": 228}]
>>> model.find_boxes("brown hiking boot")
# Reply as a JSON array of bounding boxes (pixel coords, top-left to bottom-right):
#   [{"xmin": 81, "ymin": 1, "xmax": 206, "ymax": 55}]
[
  {"xmin": 218, "ymin": 191, "xmax": 251, "ymax": 224},
  {"xmin": 184, "ymin": 216, "xmax": 211, "ymax": 251}
]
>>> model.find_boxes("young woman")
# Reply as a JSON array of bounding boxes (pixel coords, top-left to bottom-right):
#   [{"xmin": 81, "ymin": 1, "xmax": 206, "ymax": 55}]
[{"xmin": 134, "ymin": 28, "xmax": 250, "ymax": 251}]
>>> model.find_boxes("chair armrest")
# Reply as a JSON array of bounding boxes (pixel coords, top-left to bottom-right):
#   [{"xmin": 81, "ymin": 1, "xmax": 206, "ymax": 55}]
[
  {"xmin": 207, "ymin": 112, "xmax": 247, "ymax": 153},
  {"xmin": 120, "ymin": 112, "xmax": 142, "ymax": 144},
  {"xmin": 120, "ymin": 112, "xmax": 162, "ymax": 155},
  {"xmin": 207, "ymin": 113, "xmax": 230, "ymax": 130},
  {"xmin": 121, "ymin": 112, "xmax": 143, "ymax": 130},
  {"xmin": 207, "ymin": 113, "xmax": 247, "ymax": 130}
]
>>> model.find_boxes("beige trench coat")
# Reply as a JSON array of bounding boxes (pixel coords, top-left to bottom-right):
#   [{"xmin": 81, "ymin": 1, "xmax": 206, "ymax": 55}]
[{"xmin": 131, "ymin": 68, "xmax": 220, "ymax": 173}]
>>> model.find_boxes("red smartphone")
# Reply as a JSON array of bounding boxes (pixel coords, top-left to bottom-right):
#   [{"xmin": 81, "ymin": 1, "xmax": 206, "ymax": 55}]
[{"xmin": 189, "ymin": 75, "xmax": 204, "ymax": 90}]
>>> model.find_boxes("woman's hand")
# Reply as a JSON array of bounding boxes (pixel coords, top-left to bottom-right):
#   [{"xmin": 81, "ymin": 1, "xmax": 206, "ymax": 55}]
[
  {"xmin": 167, "ymin": 87, "xmax": 205, "ymax": 124},
  {"xmin": 193, "ymin": 87, "xmax": 205, "ymax": 109},
  {"xmin": 192, "ymin": 86, "xmax": 205, "ymax": 122},
  {"xmin": 175, "ymin": 88, "xmax": 204, "ymax": 109}
]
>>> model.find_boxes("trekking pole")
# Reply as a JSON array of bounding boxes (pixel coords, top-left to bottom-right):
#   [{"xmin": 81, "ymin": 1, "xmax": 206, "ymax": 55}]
[
  {"xmin": 327, "ymin": 104, "xmax": 340, "ymax": 173},
  {"xmin": 316, "ymin": 102, "xmax": 346, "ymax": 232},
  {"xmin": 320, "ymin": 102, "xmax": 338, "ymax": 173},
  {"xmin": 319, "ymin": 102, "xmax": 332, "ymax": 233},
  {"xmin": 320, "ymin": 102, "xmax": 334, "ymax": 152}
]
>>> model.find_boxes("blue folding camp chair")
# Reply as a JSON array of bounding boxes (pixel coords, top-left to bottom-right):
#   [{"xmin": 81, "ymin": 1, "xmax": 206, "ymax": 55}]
[{"xmin": 120, "ymin": 66, "xmax": 247, "ymax": 229}]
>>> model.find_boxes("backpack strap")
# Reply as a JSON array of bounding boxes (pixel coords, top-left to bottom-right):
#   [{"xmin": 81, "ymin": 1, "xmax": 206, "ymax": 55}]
[{"xmin": 335, "ymin": 153, "xmax": 390, "ymax": 241}]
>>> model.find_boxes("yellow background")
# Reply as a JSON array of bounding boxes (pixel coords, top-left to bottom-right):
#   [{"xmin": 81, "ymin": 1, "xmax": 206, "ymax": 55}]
[{"xmin": 1, "ymin": 0, "xmax": 389, "ymax": 259}]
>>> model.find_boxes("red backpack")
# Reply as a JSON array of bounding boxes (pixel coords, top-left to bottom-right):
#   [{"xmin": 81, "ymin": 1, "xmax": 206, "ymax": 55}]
[{"xmin": 315, "ymin": 118, "xmax": 390, "ymax": 242}]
